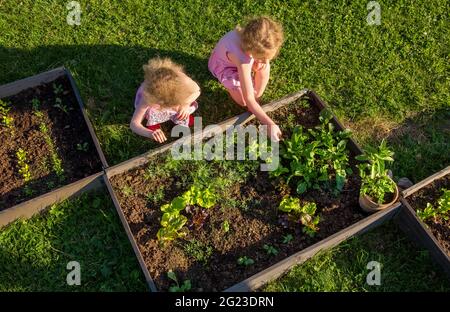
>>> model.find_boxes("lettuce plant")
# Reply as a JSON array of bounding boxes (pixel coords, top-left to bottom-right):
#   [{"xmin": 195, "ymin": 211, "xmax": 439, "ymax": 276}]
[
  {"xmin": 278, "ymin": 196, "xmax": 320, "ymax": 237},
  {"xmin": 157, "ymin": 185, "xmax": 218, "ymax": 243},
  {"xmin": 0, "ymin": 100, "xmax": 13, "ymax": 128},
  {"xmin": 417, "ymin": 189, "xmax": 450, "ymax": 221}
]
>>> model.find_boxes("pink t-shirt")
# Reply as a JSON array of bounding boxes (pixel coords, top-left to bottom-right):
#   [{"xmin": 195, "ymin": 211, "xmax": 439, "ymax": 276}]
[{"xmin": 208, "ymin": 30, "xmax": 254, "ymax": 89}]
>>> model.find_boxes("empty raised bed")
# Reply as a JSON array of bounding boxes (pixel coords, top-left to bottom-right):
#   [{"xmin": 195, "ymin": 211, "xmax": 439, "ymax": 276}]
[
  {"xmin": 104, "ymin": 90, "xmax": 401, "ymax": 292},
  {"xmin": 397, "ymin": 166, "xmax": 450, "ymax": 277},
  {"xmin": 0, "ymin": 67, "xmax": 107, "ymax": 227}
]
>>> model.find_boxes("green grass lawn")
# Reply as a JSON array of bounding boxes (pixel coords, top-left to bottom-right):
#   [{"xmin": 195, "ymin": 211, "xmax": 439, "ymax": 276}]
[{"xmin": 0, "ymin": 0, "xmax": 449, "ymax": 291}]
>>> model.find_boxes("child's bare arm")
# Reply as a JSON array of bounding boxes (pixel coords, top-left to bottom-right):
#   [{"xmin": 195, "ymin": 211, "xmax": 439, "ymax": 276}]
[
  {"xmin": 253, "ymin": 61, "xmax": 270, "ymax": 99},
  {"xmin": 130, "ymin": 103, "xmax": 167, "ymax": 142},
  {"xmin": 236, "ymin": 62, "xmax": 281, "ymax": 141}
]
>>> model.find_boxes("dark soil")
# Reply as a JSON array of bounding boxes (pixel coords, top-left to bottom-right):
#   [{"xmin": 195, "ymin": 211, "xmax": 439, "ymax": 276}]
[
  {"xmin": 408, "ymin": 174, "xmax": 450, "ymax": 256},
  {"xmin": 0, "ymin": 76, "xmax": 103, "ymax": 210},
  {"xmin": 110, "ymin": 98, "xmax": 367, "ymax": 291}
]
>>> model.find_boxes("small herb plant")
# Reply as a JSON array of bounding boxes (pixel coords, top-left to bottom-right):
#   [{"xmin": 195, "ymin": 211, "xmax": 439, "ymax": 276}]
[
  {"xmin": 417, "ymin": 189, "xmax": 450, "ymax": 222},
  {"xmin": 263, "ymin": 244, "xmax": 279, "ymax": 256},
  {"xmin": 76, "ymin": 142, "xmax": 89, "ymax": 152},
  {"xmin": 31, "ymin": 98, "xmax": 40, "ymax": 111},
  {"xmin": 271, "ymin": 110, "xmax": 351, "ymax": 194},
  {"xmin": 54, "ymin": 97, "xmax": 69, "ymax": 114},
  {"xmin": 183, "ymin": 240, "xmax": 213, "ymax": 264},
  {"xmin": 278, "ymin": 196, "xmax": 320, "ymax": 237},
  {"xmin": 282, "ymin": 234, "xmax": 294, "ymax": 244},
  {"xmin": 0, "ymin": 100, "xmax": 13, "ymax": 128},
  {"xmin": 167, "ymin": 270, "xmax": 191, "ymax": 292},
  {"xmin": 16, "ymin": 148, "xmax": 31, "ymax": 182},
  {"xmin": 221, "ymin": 220, "xmax": 230, "ymax": 233},
  {"xmin": 356, "ymin": 140, "xmax": 396, "ymax": 204},
  {"xmin": 53, "ymin": 83, "xmax": 63, "ymax": 95},
  {"xmin": 237, "ymin": 256, "xmax": 254, "ymax": 266}
]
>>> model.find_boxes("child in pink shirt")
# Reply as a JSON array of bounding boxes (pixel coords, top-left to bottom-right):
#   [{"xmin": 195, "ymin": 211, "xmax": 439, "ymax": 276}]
[
  {"xmin": 208, "ymin": 16, "xmax": 284, "ymax": 141},
  {"xmin": 130, "ymin": 58, "xmax": 200, "ymax": 143}
]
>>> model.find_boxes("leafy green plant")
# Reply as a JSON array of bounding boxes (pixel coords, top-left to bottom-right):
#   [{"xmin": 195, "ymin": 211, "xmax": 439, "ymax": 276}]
[
  {"xmin": 271, "ymin": 110, "xmax": 351, "ymax": 194},
  {"xmin": 121, "ymin": 185, "xmax": 133, "ymax": 197},
  {"xmin": 16, "ymin": 148, "xmax": 31, "ymax": 182},
  {"xmin": 167, "ymin": 270, "xmax": 191, "ymax": 292},
  {"xmin": 157, "ymin": 196, "xmax": 188, "ymax": 243},
  {"xmin": 263, "ymin": 244, "xmax": 279, "ymax": 256},
  {"xmin": 356, "ymin": 140, "xmax": 396, "ymax": 204},
  {"xmin": 417, "ymin": 189, "xmax": 450, "ymax": 221},
  {"xmin": 237, "ymin": 256, "xmax": 254, "ymax": 266},
  {"xmin": 31, "ymin": 98, "xmax": 40, "ymax": 111},
  {"xmin": 282, "ymin": 234, "xmax": 294, "ymax": 244},
  {"xmin": 278, "ymin": 196, "xmax": 320, "ymax": 237},
  {"xmin": 183, "ymin": 240, "xmax": 213, "ymax": 264},
  {"xmin": 182, "ymin": 184, "xmax": 217, "ymax": 209},
  {"xmin": 76, "ymin": 142, "xmax": 89, "ymax": 152}
]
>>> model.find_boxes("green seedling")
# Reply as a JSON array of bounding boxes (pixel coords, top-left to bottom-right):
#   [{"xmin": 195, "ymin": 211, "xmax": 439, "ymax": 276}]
[
  {"xmin": 54, "ymin": 97, "xmax": 69, "ymax": 114},
  {"xmin": 221, "ymin": 220, "xmax": 230, "ymax": 233},
  {"xmin": 237, "ymin": 256, "xmax": 254, "ymax": 266},
  {"xmin": 167, "ymin": 270, "xmax": 191, "ymax": 292},
  {"xmin": 39, "ymin": 122, "xmax": 65, "ymax": 179},
  {"xmin": 263, "ymin": 244, "xmax": 279, "ymax": 256},
  {"xmin": 183, "ymin": 240, "xmax": 213, "ymax": 264},
  {"xmin": 31, "ymin": 98, "xmax": 40, "ymax": 111},
  {"xmin": 282, "ymin": 234, "xmax": 294, "ymax": 244},
  {"xmin": 417, "ymin": 189, "xmax": 450, "ymax": 222},
  {"xmin": 356, "ymin": 140, "xmax": 396, "ymax": 204},
  {"xmin": 16, "ymin": 148, "xmax": 31, "ymax": 182},
  {"xmin": 53, "ymin": 83, "xmax": 63, "ymax": 95},
  {"xmin": 76, "ymin": 142, "xmax": 89, "ymax": 152}
]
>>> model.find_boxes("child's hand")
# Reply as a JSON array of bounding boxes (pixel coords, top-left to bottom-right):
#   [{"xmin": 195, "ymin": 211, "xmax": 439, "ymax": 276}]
[
  {"xmin": 150, "ymin": 129, "xmax": 167, "ymax": 143},
  {"xmin": 268, "ymin": 124, "xmax": 282, "ymax": 142},
  {"xmin": 252, "ymin": 60, "xmax": 268, "ymax": 72},
  {"xmin": 176, "ymin": 105, "xmax": 190, "ymax": 120}
]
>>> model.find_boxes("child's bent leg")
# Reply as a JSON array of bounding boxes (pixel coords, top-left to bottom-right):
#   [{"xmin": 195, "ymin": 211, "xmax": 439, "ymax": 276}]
[
  {"xmin": 254, "ymin": 62, "xmax": 270, "ymax": 99},
  {"xmin": 227, "ymin": 88, "xmax": 247, "ymax": 107}
]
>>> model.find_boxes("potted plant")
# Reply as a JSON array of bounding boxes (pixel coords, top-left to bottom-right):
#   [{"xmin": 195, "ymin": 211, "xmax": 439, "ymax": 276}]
[{"xmin": 356, "ymin": 140, "xmax": 399, "ymax": 212}]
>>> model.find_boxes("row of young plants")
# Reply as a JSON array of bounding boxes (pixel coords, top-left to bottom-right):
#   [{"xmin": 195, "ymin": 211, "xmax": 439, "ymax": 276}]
[{"xmin": 417, "ymin": 188, "xmax": 450, "ymax": 222}]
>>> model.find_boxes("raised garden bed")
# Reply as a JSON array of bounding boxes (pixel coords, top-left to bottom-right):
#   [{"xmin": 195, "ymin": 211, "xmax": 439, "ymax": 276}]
[
  {"xmin": 0, "ymin": 67, "xmax": 107, "ymax": 227},
  {"xmin": 397, "ymin": 166, "xmax": 450, "ymax": 278},
  {"xmin": 104, "ymin": 90, "xmax": 401, "ymax": 292}
]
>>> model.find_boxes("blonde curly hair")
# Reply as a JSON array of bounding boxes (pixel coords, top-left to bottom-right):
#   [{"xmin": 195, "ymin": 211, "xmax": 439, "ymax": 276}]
[
  {"xmin": 142, "ymin": 58, "xmax": 197, "ymax": 107},
  {"xmin": 237, "ymin": 16, "xmax": 284, "ymax": 60}
]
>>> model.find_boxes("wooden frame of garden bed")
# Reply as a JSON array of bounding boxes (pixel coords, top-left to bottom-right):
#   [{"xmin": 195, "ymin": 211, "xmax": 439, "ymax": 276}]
[
  {"xmin": 0, "ymin": 67, "xmax": 107, "ymax": 227},
  {"xmin": 103, "ymin": 89, "xmax": 402, "ymax": 292},
  {"xmin": 396, "ymin": 166, "xmax": 450, "ymax": 278}
]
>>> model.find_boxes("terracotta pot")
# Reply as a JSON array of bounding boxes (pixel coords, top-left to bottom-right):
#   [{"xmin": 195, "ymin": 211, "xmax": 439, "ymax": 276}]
[{"xmin": 359, "ymin": 180, "xmax": 399, "ymax": 213}]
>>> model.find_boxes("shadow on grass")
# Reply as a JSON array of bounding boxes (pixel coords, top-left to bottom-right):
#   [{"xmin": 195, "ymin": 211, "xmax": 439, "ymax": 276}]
[
  {"xmin": 0, "ymin": 189, "xmax": 147, "ymax": 291},
  {"xmin": 386, "ymin": 108, "xmax": 450, "ymax": 182},
  {"xmin": 0, "ymin": 45, "xmax": 246, "ymax": 165}
]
